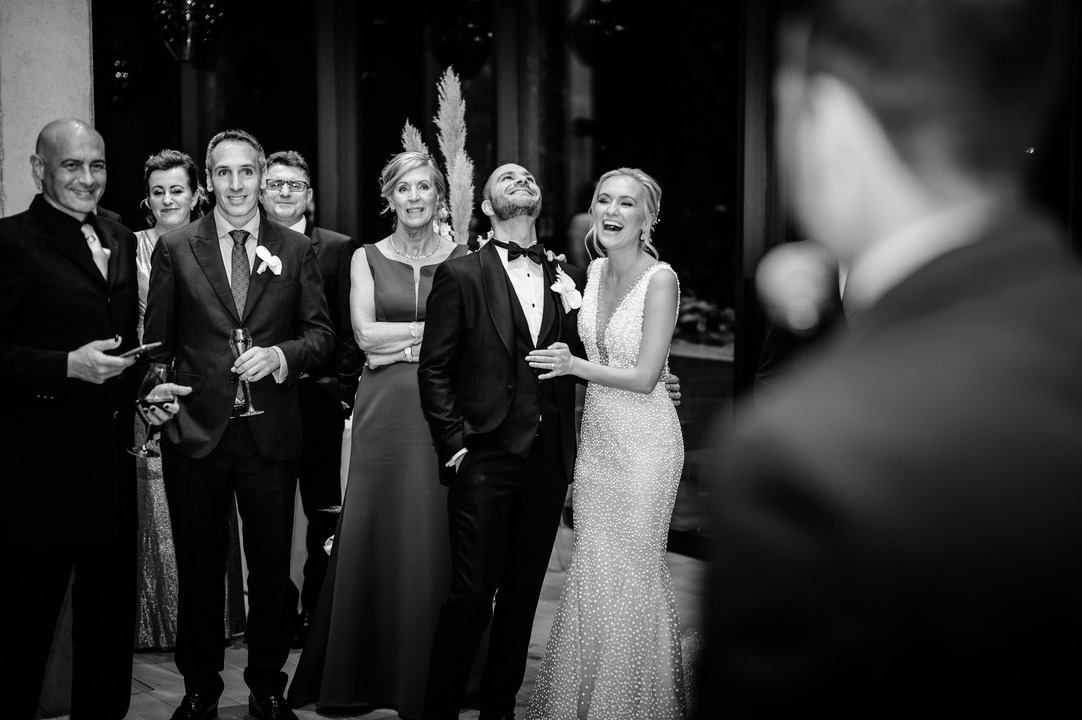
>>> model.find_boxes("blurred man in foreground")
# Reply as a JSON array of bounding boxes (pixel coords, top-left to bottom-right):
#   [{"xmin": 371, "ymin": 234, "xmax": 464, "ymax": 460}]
[{"xmin": 701, "ymin": 0, "xmax": 1082, "ymax": 715}]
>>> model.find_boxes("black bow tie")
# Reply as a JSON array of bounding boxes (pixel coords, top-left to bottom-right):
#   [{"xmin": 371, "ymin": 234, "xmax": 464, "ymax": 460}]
[{"xmin": 492, "ymin": 238, "xmax": 545, "ymax": 264}]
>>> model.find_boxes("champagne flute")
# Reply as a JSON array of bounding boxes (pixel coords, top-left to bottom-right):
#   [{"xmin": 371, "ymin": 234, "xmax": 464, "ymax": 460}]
[
  {"xmin": 230, "ymin": 328, "xmax": 264, "ymax": 417},
  {"xmin": 128, "ymin": 362, "xmax": 176, "ymax": 457}
]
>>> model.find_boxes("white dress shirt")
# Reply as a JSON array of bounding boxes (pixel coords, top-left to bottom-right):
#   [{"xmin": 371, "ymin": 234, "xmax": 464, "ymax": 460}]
[
  {"xmin": 212, "ymin": 208, "xmax": 288, "ymax": 382},
  {"xmin": 496, "ymin": 241, "xmax": 545, "ymax": 346}
]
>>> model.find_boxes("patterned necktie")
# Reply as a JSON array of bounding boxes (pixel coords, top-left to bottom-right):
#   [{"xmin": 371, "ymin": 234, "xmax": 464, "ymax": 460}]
[
  {"xmin": 230, "ymin": 230, "xmax": 250, "ymax": 316},
  {"xmin": 229, "ymin": 230, "xmax": 251, "ymax": 406},
  {"xmin": 81, "ymin": 222, "xmax": 110, "ymax": 279}
]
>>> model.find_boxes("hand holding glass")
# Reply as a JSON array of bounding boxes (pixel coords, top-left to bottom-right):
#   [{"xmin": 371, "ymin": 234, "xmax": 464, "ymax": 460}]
[
  {"xmin": 230, "ymin": 328, "xmax": 264, "ymax": 417},
  {"xmin": 128, "ymin": 362, "xmax": 176, "ymax": 457}
]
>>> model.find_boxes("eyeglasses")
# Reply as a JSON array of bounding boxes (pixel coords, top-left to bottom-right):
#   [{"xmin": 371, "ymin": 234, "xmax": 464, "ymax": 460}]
[{"xmin": 266, "ymin": 179, "xmax": 309, "ymax": 193}]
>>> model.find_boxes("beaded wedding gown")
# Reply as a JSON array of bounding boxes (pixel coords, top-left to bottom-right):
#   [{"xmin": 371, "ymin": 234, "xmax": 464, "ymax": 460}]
[{"xmin": 526, "ymin": 259, "xmax": 686, "ymax": 719}]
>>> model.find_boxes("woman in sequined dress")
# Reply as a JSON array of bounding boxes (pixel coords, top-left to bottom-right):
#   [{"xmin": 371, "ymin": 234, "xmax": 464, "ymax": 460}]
[
  {"xmin": 525, "ymin": 168, "xmax": 686, "ymax": 718},
  {"xmin": 133, "ymin": 149, "xmax": 246, "ymax": 649}
]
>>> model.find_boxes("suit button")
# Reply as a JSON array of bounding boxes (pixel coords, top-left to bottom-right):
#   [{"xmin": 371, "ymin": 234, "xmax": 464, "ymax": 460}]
[{"xmin": 506, "ymin": 384, "xmax": 513, "ymax": 392}]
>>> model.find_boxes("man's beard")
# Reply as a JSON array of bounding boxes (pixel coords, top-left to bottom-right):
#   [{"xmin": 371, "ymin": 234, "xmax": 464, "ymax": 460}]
[{"xmin": 490, "ymin": 193, "xmax": 541, "ymax": 221}]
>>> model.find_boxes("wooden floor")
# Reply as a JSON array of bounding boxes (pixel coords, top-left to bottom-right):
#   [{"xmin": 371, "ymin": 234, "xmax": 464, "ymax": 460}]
[{"xmin": 52, "ymin": 527, "xmax": 707, "ymax": 719}]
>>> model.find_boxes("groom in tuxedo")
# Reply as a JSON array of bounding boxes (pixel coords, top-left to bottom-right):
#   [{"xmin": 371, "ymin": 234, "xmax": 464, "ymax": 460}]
[
  {"xmin": 418, "ymin": 163, "xmax": 586, "ymax": 719},
  {"xmin": 144, "ymin": 128, "xmax": 333, "ymax": 720}
]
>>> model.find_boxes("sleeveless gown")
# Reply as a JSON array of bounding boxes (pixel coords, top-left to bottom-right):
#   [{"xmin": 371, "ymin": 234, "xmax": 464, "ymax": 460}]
[
  {"xmin": 132, "ymin": 228, "xmax": 246, "ymax": 650},
  {"xmin": 289, "ymin": 243, "xmax": 468, "ymax": 718},
  {"xmin": 526, "ymin": 259, "xmax": 687, "ymax": 719}
]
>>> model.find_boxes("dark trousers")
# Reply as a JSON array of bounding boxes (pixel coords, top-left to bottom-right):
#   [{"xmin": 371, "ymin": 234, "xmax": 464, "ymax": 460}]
[
  {"xmin": 293, "ymin": 378, "xmax": 345, "ymax": 615},
  {"xmin": 422, "ymin": 437, "xmax": 568, "ymax": 719},
  {"xmin": 2, "ymin": 536, "xmax": 136, "ymax": 720},
  {"xmin": 163, "ymin": 419, "xmax": 298, "ymax": 699}
]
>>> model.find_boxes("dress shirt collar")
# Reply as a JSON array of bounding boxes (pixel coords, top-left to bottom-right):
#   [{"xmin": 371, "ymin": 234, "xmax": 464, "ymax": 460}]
[
  {"xmin": 212, "ymin": 205, "xmax": 261, "ymax": 243},
  {"xmin": 494, "ymin": 239, "xmax": 542, "ymax": 268},
  {"xmin": 289, "ymin": 217, "xmax": 306, "ymax": 234},
  {"xmin": 843, "ymin": 196, "xmax": 998, "ymax": 319}
]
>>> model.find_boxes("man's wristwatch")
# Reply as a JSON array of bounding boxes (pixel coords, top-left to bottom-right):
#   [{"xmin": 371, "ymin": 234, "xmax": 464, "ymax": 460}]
[
  {"xmin": 409, "ymin": 320, "xmax": 423, "ymax": 339},
  {"xmin": 403, "ymin": 345, "xmax": 413, "ymax": 361}
]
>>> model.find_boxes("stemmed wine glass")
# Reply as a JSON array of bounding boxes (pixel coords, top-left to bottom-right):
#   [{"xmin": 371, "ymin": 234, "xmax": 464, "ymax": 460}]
[
  {"xmin": 128, "ymin": 362, "xmax": 176, "ymax": 457},
  {"xmin": 230, "ymin": 328, "xmax": 264, "ymax": 417}
]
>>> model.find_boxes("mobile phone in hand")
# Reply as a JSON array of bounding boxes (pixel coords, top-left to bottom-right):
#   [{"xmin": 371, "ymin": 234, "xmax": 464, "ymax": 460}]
[{"xmin": 118, "ymin": 341, "xmax": 163, "ymax": 359}]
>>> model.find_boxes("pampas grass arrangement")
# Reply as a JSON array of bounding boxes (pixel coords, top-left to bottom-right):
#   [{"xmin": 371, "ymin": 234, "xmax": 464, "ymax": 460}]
[{"xmin": 399, "ymin": 66, "xmax": 476, "ymax": 245}]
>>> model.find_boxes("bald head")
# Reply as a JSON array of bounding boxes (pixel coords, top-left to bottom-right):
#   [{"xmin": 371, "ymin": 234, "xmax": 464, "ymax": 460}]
[{"xmin": 31, "ymin": 118, "xmax": 106, "ymax": 220}]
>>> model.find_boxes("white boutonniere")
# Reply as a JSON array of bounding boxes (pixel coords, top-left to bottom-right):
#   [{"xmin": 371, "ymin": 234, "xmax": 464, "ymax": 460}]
[
  {"xmin": 255, "ymin": 245, "xmax": 282, "ymax": 275},
  {"xmin": 550, "ymin": 264, "xmax": 582, "ymax": 313}
]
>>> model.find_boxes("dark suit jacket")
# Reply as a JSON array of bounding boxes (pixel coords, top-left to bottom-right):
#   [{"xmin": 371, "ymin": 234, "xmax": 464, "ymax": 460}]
[
  {"xmin": 303, "ymin": 223, "xmax": 363, "ymax": 405},
  {"xmin": 418, "ymin": 241, "xmax": 586, "ymax": 484},
  {"xmin": 0, "ymin": 195, "xmax": 139, "ymax": 546},
  {"xmin": 701, "ymin": 207, "xmax": 1082, "ymax": 715},
  {"xmin": 143, "ymin": 212, "xmax": 334, "ymax": 460}
]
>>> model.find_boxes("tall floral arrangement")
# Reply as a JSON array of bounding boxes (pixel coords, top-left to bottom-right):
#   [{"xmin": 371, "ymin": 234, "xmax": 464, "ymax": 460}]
[
  {"xmin": 400, "ymin": 66, "xmax": 475, "ymax": 245},
  {"xmin": 400, "ymin": 120, "xmax": 429, "ymax": 156}
]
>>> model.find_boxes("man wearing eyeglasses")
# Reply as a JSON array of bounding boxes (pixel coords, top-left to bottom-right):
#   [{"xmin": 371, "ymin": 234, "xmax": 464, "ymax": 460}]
[{"xmin": 260, "ymin": 151, "xmax": 361, "ymax": 648}]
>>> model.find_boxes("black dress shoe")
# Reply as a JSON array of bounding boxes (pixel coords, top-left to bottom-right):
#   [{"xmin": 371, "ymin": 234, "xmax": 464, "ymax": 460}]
[
  {"xmin": 171, "ymin": 692, "xmax": 218, "ymax": 720},
  {"xmin": 249, "ymin": 693, "xmax": 299, "ymax": 720}
]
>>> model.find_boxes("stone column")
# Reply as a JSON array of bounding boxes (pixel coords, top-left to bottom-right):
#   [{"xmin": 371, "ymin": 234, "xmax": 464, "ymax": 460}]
[{"xmin": 0, "ymin": 0, "xmax": 94, "ymax": 217}]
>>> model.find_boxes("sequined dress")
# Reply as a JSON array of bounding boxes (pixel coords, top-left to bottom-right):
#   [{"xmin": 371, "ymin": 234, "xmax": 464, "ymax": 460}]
[{"xmin": 526, "ymin": 259, "xmax": 686, "ymax": 719}]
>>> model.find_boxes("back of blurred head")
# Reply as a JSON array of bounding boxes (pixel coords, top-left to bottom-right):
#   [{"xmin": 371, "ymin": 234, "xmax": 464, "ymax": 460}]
[{"xmin": 776, "ymin": 0, "xmax": 1070, "ymax": 266}]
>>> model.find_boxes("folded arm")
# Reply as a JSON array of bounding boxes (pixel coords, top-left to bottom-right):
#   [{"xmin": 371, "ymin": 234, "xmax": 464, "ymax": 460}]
[{"xmin": 350, "ymin": 246, "xmax": 422, "ymax": 359}]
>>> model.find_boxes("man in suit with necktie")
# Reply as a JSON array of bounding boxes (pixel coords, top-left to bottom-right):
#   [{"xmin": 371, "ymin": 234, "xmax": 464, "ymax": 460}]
[
  {"xmin": 1, "ymin": 118, "xmax": 184, "ymax": 719},
  {"xmin": 699, "ymin": 0, "xmax": 1082, "ymax": 715},
  {"xmin": 260, "ymin": 149, "xmax": 362, "ymax": 646},
  {"xmin": 144, "ymin": 128, "xmax": 333, "ymax": 720},
  {"xmin": 418, "ymin": 163, "xmax": 587, "ymax": 720}
]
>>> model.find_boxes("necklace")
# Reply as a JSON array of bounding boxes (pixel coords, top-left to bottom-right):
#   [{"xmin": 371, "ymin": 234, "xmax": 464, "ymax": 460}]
[{"xmin": 390, "ymin": 236, "xmax": 439, "ymax": 260}]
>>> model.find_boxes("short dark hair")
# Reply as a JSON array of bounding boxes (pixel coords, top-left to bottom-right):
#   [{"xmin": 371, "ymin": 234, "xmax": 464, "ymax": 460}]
[
  {"xmin": 204, "ymin": 128, "xmax": 266, "ymax": 174},
  {"xmin": 142, "ymin": 148, "xmax": 207, "ymax": 225},
  {"xmin": 787, "ymin": 0, "xmax": 1069, "ymax": 179},
  {"xmin": 266, "ymin": 150, "xmax": 311, "ymax": 184}
]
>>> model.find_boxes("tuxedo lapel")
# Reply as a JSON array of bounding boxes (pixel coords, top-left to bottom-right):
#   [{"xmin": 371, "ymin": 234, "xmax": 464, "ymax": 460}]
[
  {"xmin": 94, "ymin": 218, "xmax": 121, "ymax": 290},
  {"xmin": 539, "ymin": 260, "xmax": 558, "ymax": 345},
  {"xmin": 241, "ymin": 218, "xmax": 280, "ymax": 321},
  {"xmin": 306, "ymin": 224, "xmax": 322, "ymax": 258},
  {"xmin": 479, "ymin": 241, "xmax": 516, "ymax": 358},
  {"xmin": 43, "ymin": 229, "xmax": 105, "ymax": 287},
  {"xmin": 190, "ymin": 214, "xmax": 239, "ymax": 323}
]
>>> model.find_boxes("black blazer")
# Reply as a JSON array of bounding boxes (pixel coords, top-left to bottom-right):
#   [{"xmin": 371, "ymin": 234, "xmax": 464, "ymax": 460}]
[
  {"xmin": 144, "ymin": 212, "xmax": 334, "ymax": 460},
  {"xmin": 0, "ymin": 195, "xmax": 140, "ymax": 546},
  {"xmin": 304, "ymin": 223, "xmax": 363, "ymax": 404},
  {"xmin": 418, "ymin": 241, "xmax": 586, "ymax": 484},
  {"xmin": 701, "ymin": 207, "xmax": 1082, "ymax": 715}
]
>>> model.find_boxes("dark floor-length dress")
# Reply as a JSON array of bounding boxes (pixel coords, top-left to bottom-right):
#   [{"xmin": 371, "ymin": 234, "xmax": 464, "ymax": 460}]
[{"xmin": 289, "ymin": 243, "xmax": 473, "ymax": 718}]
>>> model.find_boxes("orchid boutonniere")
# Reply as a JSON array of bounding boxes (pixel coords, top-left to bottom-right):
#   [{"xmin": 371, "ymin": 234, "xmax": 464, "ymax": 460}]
[
  {"xmin": 550, "ymin": 264, "xmax": 582, "ymax": 313},
  {"xmin": 255, "ymin": 245, "xmax": 282, "ymax": 275}
]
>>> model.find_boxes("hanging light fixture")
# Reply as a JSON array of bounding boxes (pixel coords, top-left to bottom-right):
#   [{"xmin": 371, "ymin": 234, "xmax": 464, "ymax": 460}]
[{"xmin": 153, "ymin": 0, "xmax": 226, "ymax": 63}]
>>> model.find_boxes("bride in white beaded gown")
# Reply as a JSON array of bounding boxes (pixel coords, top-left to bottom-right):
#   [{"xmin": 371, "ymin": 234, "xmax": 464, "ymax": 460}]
[{"xmin": 525, "ymin": 168, "xmax": 686, "ymax": 719}]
